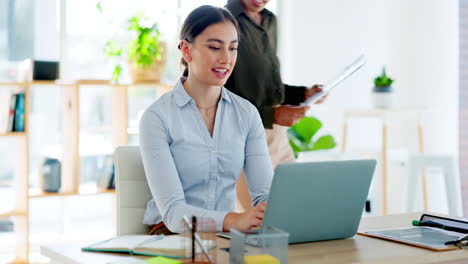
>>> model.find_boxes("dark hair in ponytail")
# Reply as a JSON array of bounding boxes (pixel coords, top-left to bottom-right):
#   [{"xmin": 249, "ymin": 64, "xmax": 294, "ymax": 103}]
[{"xmin": 179, "ymin": 5, "xmax": 239, "ymax": 77}]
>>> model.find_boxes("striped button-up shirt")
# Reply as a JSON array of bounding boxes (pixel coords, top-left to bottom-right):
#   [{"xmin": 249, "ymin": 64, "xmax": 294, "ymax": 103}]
[{"xmin": 139, "ymin": 78, "xmax": 273, "ymax": 233}]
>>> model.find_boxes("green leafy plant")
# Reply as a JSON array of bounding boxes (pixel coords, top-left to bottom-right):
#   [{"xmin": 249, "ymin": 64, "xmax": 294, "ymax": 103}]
[
  {"xmin": 103, "ymin": 13, "xmax": 162, "ymax": 83},
  {"xmin": 288, "ymin": 116, "xmax": 337, "ymax": 158},
  {"xmin": 374, "ymin": 67, "xmax": 394, "ymax": 87}
]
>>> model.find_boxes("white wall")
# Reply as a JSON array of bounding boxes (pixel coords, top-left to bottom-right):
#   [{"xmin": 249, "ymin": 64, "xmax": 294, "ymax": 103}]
[
  {"xmin": 34, "ymin": 0, "xmax": 60, "ymax": 60},
  {"xmin": 278, "ymin": 0, "xmax": 459, "ymax": 215}
]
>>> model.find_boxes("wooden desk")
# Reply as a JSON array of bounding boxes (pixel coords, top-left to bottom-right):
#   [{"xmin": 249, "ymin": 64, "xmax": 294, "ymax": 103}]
[{"xmin": 40, "ymin": 213, "xmax": 468, "ymax": 264}]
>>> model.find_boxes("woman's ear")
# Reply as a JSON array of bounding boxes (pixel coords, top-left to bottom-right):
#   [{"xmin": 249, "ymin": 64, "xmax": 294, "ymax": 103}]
[{"xmin": 179, "ymin": 40, "xmax": 192, "ymax": 63}]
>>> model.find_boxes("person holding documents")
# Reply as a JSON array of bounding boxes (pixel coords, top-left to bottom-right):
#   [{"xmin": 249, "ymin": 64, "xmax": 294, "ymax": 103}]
[
  {"xmin": 225, "ymin": 0, "xmax": 326, "ymax": 211},
  {"xmin": 139, "ymin": 6, "xmax": 273, "ymax": 235}
]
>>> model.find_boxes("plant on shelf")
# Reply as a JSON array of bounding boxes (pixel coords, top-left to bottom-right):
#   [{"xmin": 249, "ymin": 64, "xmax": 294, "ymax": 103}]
[
  {"xmin": 101, "ymin": 10, "xmax": 166, "ymax": 83},
  {"xmin": 287, "ymin": 116, "xmax": 336, "ymax": 158},
  {"xmin": 372, "ymin": 67, "xmax": 395, "ymax": 108},
  {"xmin": 373, "ymin": 67, "xmax": 394, "ymax": 92}
]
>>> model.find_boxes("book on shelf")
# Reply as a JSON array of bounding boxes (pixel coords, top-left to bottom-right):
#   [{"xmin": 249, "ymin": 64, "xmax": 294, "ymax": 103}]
[
  {"xmin": 82, "ymin": 235, "xmax": 215, "ymax": 258},
  {"xmin": 7, "ymin": 93, "xmax": 17, "ymax": 132},
  {"xmin": 0, "ymin": 89, "xmax": 10, "ymax": 133},
  {"xmin": 14, "ymin": 93, "xmax": 25, "ymax": 132},
  {"xmin": 0, "ymin": 90, "xmax": 25, "ymax": 134}
]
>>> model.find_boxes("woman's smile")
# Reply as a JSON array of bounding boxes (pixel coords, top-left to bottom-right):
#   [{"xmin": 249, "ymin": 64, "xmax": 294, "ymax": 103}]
[{"xmin": 212, "ymin": 67, "xmax": 229, "ymax": 79}]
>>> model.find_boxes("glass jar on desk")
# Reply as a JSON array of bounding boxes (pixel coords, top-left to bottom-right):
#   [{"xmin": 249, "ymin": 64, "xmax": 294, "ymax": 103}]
[{"xmin": 229, "ymin": 226, "xmax": 289, "ymax": 264}]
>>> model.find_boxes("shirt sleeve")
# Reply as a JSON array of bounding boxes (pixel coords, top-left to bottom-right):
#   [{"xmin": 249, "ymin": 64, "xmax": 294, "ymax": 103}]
[
  {"xmin": 258, "ymin": 83, "xmax": 306, "ymax": 129},
  {"xmin": 243, "ymin": 106, "xmax": 274, "ymax": 206},
  {"xmin": 139, "ymin": 109, "xmax": 228, "ymax": 233},
  {"xmin": 283, "ymin": 84, "xmax": 306, "ymax": 105}
]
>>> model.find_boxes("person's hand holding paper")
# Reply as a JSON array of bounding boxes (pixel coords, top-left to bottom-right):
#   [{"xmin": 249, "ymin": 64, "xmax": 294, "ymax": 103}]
[
  {"xmin": 273, "ymin": 105, "xmax": 310, "ymax": 127},
  {"xmin": 305, "ymin": 84, "xmax": 327, "ymax": 104},
  {"xmin": 273, "ymin": 85, "xmax": 324, "ymax": 127}
]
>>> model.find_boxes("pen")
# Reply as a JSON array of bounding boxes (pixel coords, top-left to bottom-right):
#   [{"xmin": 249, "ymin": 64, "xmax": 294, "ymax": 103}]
[
  {"xmin": 412, "ymin": 220, "xmax": 468, "ymax": 234},
  {"xmin": 192, "ymin": 216, "xmax": 196, "ymax": 263},
  {"xmin": 444, "ymin": 233, "xmax": 468, "ymax": 245},
  {"xmin": 182, "ymin": 216, "xmax": 215, "ymax": 264},
  {"xmin": 137, "ymin": 234, "xmax": 164, "ymax": 246}
]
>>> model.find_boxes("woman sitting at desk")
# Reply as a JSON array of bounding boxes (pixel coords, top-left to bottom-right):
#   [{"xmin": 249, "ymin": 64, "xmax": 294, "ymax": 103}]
[{"xmin": 139, "ymin": 5, "xmax": 273, "ymax": 235}]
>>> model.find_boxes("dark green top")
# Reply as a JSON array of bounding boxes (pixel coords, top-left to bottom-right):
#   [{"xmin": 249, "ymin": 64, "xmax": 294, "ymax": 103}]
[{"xmin": 225, "ymin": 0, "xmax": 306, "ymax": 128}]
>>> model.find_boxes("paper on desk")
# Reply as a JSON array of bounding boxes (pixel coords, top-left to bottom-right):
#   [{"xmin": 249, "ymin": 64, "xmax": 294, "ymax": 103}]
[
  {"xmin": 107, "ymin": 258, "xmax": 147, "ymax": 264},
  {"xmin": 145, "ymin": 256, "xmax": 182, "ymax": 264}
]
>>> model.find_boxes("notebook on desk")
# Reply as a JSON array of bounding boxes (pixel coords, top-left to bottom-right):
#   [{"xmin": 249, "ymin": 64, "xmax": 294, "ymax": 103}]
[
  {"xmin": 82, "ymin": 235, "xmax": 215, "ymax": 258},
  {"xmin": 359, "ymin": 213, "xmax": 468, "ymax": 251}
]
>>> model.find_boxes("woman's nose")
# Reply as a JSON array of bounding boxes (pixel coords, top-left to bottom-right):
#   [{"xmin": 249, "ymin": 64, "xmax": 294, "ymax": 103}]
[{"xmin": 218, "ymin": 49, "xmax": 230, "ymax": 64}]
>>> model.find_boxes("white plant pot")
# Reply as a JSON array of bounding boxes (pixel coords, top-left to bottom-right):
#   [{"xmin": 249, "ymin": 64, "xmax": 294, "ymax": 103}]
[{"xmin": 372, "ymin": 92, "xmax": 394, "ymax": 109}]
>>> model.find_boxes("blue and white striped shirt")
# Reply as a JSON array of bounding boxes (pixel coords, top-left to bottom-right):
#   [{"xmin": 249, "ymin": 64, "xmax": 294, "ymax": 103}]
[{"xmin": 139, "ymin": 78, "xmax": 273, "ymax": 233}]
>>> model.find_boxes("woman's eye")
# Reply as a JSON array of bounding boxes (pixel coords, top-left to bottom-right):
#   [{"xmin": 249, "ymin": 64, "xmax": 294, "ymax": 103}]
[
  {"xmin": 230, "ymin": 47, "xmax": 238, "ymax": 51},
  {"xmin": 209, "ymin": 46, "xmax": 220, "ymax": 50}
]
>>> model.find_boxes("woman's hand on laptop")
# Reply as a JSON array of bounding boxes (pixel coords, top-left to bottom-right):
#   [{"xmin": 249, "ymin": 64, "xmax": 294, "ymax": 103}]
[{"xmin": 223, "ymin": 202, "xmax": 267, "ymax": 232}]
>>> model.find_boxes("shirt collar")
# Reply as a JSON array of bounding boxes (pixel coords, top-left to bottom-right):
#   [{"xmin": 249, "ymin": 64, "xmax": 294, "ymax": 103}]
[
  {"xmin": 226, "ymin": 0, "xmax": 273, "ymax": 18},
  {"xmin": 221, "ymin": 86, "xmax": 232, "ymax": 104},
  {"xmin": 173, "ymin": 77, "xmax": 232, "ymax": 108}
]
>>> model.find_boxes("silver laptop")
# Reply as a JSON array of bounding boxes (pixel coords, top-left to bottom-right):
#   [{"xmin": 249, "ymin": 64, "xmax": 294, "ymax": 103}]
[{"xmin": 219, "ymin": 159, "xmax": 376, "ymax": 244}]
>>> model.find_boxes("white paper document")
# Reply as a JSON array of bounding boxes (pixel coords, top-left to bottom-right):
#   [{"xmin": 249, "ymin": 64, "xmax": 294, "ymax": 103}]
[{"xmin": 303, "ymin": 55, "xmax": 366, "ymax": 105}]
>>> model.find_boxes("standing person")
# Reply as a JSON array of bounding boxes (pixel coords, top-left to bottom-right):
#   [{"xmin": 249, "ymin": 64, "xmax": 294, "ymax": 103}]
[
  {"xmin": 139, "ymin": 5, "xmax": 273, "ymax": 235},
  {"xmin": 225, "ymin": 0, "xmax": 326, "ymax": 211}
]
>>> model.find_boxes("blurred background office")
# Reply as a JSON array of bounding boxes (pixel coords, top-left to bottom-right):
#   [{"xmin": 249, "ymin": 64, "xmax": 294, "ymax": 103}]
[{"xmin": 0, "ymin": 0, "xmax": 465, "ymax": 263}]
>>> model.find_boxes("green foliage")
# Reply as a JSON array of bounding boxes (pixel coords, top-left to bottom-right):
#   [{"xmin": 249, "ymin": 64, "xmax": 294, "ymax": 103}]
[
  {"xmin": 127, "ymin": 14, "xmax": 162, "ymax": 69},
  {"xmin": 112, "ymin": 64, "xmax": 122, "ymax": 83},
  {"xmin": 374, "ymin": 67, "xmax": 394, "ymax": 87},
  {"xmin": 104, "ymin": 40, "xmax": 122, "ymax": 57},
  {"xmin": 287, "ymin": 116, "xmax": 337, "ymax": 158},
  {"xmin": 96, "ymin": 1, "xmax": 103, "ymax": 13},
  {"xmin": 102, "ymin": 12, "xmax": 162, "ymax": 83}
]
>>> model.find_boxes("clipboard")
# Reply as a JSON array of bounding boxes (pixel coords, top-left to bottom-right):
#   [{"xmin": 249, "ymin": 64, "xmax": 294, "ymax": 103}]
[
  {"xmin": 358, "ymin": 214, "xmax": 468, "ymax": 251},
  {"xmin": 303, "ymin": 55, "xmax": 366, "ymax": 105}
]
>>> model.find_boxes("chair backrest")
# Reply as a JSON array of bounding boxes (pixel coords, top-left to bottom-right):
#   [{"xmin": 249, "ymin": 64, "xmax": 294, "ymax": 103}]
[{"xmin": 114, "ymin": 146, "xmax": 152, "ymax": 235}]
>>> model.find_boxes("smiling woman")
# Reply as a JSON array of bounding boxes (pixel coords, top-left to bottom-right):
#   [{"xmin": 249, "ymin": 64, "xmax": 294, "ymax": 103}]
[
  {"xmin": 178, "ymin": 10, "xmax": 240, "ymax": 136},
  {"xmin": 139, "ymin": 5, "xmax": 274, "ymax": 235}
]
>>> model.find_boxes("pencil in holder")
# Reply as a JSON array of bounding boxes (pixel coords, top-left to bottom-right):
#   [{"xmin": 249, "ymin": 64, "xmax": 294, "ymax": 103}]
[{"xmin": 180, "ymin": 216, "xmax": 217, "ymax": 263}]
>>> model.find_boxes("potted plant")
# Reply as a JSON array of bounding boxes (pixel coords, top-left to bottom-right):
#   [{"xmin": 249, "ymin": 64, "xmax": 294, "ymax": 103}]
[
  {"xmin": 287, "ymin": 116, "xmax": 337, "ymax": 160},
  {"xmin": 103, "ymin": 12, "xmax": 166, "ymax": 83},
  {"xmin": 372, "ymin": 67, "xmax": 395, "ymax": 108}
]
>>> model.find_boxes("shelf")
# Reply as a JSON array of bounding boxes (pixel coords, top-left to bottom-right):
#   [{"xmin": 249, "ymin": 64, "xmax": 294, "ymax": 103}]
[
  {"xmin": 1, "ymin": 77, "xmax": 166, "ymax": 262},
  {"xmin": 0, "ymin": 180, "xmax": 11, "ymax": 187},
  {"xmin": 0, "ymin": 82, "xmax": 30, "ymax": 86},
  {"xmin": 29, "ymin": 189, "xmax": 115, "ymax": 198},
  {"xmin": 0, "ymin": 80, "xmax": 74, "ymax": 86},
  {"xmin": 0, "ymin": 132, "xmax": 27, "ymax": 137},
  {"xmin": 0, "ymin": 80, "xmax": 173, "ymax": 87},
  {"xmin": 0, "ymin": 210, "xmax": 27, "ymax": 218}
]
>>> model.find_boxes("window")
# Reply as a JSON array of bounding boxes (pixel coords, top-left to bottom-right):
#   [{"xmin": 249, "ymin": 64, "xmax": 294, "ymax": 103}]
[
  {"xmin": 459, "ymin": 0, "xmax": 468, "ymax": 215},
  {"xmin": 64, "ymin": 0, "xmax": 277, "ymax": 82}
]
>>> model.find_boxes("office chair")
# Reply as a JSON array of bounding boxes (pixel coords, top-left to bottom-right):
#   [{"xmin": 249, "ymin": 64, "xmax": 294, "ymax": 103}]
[{"xmin": 114, "ymin": 146, "xmax": 152, "ymax": 235}]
